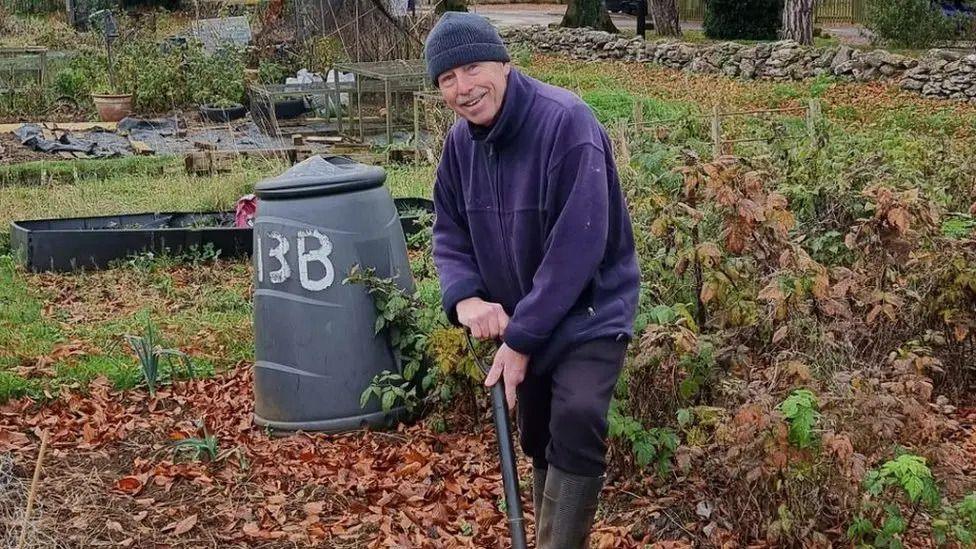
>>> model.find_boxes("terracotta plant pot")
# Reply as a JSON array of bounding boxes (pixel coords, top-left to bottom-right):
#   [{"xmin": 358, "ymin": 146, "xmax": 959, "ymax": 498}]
[{"xmin": 92, "ymin": 93, "xmax": 133, "ymax": 122}]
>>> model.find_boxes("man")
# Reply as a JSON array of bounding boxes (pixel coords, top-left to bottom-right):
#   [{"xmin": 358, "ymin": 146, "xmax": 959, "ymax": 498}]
[{"xmin": 424, "ymin": 12, "xmax": 640, "ymax": 548}]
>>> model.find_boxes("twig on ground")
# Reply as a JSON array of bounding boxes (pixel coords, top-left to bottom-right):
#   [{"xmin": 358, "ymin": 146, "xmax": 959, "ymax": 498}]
[{"xmin": 17, "ymin": 431, "xmax": 48, "ymax": 549}]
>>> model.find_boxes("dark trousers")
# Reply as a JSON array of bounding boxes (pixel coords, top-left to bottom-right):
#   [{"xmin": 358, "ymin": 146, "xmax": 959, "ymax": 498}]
[{"xmin": 516, "ymin": 337, "xmax": 628, "ymax": 477}]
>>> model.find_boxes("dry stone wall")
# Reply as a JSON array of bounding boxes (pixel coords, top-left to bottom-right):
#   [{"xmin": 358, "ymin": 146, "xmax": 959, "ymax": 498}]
[{"xmin": 500, "ymin": 26, "xmax": 976, "ymax": 103}]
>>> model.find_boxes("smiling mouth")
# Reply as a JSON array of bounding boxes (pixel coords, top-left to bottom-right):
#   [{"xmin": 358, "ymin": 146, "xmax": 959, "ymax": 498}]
[{"xmin": 460, "ymin": 92, "xmax": 487, "ymax": 108}]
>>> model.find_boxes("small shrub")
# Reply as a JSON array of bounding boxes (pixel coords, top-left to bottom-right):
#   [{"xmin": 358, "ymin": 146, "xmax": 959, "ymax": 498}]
[
  {"xmin": 703, "ymin": 0, "xmax": 784, "ymax": 40},
  {"xmin": 865, "ymin": 0, "xmax": 955, "ymax": 49},
  {"xmin": 849, "ymin": 453, "xmax": 941, "ymax": 548},
  {"xmin": 608, "ymin": 399, "xmax": 678, "ymax": 476},
  {"xmin": 934, "ymin": 493, "xmax": 976, "ymax": 547},
  {"xmin": 117, "ymin": 40, "xmax": 184, "ymax": 113},
  {"xmin": 257, "ymin": 59, "xmax": 287, "ymax": 85}
]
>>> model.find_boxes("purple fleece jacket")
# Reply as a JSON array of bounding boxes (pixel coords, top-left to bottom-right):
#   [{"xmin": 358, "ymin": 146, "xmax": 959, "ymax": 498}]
[{"xmin": 432, "ymin": 68, "xmax": 640, "ymax": 365}]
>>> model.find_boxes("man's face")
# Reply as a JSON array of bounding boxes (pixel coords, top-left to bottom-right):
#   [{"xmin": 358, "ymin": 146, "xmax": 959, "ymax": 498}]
[{"xmin": 437, "ymin": 61, "xmax": 511, "ymax": 127}]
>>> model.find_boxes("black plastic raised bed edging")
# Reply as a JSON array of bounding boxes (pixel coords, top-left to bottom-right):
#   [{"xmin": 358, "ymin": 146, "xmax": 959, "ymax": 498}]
[
  {"xmin": 252, "ymin": 98, "xmax": 308, "ymax": 121},
  {"xmin": 199, "ymin": 102, "xmax": 248, "ymax": 123},
  {"xmin": 11, "ymin": 198, "xmax": 435, "ymax": 273},
  {"xmin": 395, "ymin": 196, "xmax": 435, "ymax": 238}
]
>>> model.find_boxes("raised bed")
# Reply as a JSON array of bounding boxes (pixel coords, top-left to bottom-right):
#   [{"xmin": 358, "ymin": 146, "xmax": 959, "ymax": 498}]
[{"xmin": 11, "ymin": 198, "xmax": 434, "ymax": 272}]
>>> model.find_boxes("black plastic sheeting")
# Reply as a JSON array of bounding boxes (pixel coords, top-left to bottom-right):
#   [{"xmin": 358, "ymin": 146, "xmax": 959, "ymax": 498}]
[
  {"xmin": 13, "ymin": 124, "xmax": 130, "ymax": 158},
  {"xmin": 9, "ymin": 117, "xmax": 295, "ymax": 159}
]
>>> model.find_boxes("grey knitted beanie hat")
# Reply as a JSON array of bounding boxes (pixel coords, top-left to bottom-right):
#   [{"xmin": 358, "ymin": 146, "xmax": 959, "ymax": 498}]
[{"xmin": 424, "ymin": 12, "xmax": 511, "ymax": 86}]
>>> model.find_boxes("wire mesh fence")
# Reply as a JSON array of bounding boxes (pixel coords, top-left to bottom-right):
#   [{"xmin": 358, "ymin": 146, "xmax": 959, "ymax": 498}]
[{"xmin": 2, "ymin": 0, "xmax": 64, "ymax": 14}]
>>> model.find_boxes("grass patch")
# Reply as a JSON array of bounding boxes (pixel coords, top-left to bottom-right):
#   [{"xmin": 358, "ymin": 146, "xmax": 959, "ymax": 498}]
[
  {"xmin": 53, "ymin": 354, "xmax": 142, "ymax": 391},
  {"xmin": 0, "ymin": 158, "xmax": 282, "ymax": 251},
  {"xmin": 0, "ymin": 370, "xmax": 42, "ymax": 402},
  {"xmin": 0, "ymin": 255, "xmax": 60, "ymax": 357},
  {"xmin": 0, "ymin": 155, "xmax": 175, "ymax": 187},
  {"xmin": 582, "ymin": 89, "xmax": 697, "ymax": 124},
  {"xmin": 387, "ymin": 163, "xmax": 435, "ymax": 198}
]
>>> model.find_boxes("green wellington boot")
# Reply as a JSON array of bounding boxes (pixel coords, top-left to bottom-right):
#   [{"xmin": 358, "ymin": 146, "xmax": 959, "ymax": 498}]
[{"xmin": 536, "ymin": 465, "xmax": 605, "ymax": 549}]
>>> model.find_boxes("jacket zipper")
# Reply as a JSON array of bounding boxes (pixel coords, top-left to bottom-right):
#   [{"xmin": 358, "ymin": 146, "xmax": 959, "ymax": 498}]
[{"xmin": 488, "ymin": 144, "xmax": 521, "ymax": 298}]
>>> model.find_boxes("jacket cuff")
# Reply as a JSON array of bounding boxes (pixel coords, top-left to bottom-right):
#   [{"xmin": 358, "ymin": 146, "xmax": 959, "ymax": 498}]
[
  {"xmin": 442, "ymin": 277, "xmax": 486, "ymax": 326},
  {"xmin": 503, "ymin": 322, "xmax": 547, "ymax": 356}
]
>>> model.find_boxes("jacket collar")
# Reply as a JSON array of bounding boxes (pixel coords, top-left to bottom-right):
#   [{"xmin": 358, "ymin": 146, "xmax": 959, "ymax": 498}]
[{"xmin": 466, "ymin": 69, "xmax": 535, "ymax": 147}]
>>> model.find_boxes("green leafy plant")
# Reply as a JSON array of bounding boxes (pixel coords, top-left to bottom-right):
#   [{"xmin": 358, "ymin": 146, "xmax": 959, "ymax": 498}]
[
  {"xmin": 172, "ymin": 425, "xmax": 219, "ymax": 462},
  {"xmin": 608, "ymin": 399, "xmax": 679, "ymax": 476},
  {"xmin": 257, "ymin": 59, "xmax": 287, "ymax": 85},
  {"xmin": 777, "ymin": 389, "xmax": 820, "ymax": 449},
  {"xmin": 124, "ymin": 315, "xmax": 195, "ymax": 396},
  {"xmin": 849, "ymin": 453, "xmax": 941, "ymax": 548},
  {"xmin": 345, "ymin": 265, "xmax": 433, "ymax": 413},
  {"xmin": 934, "ymin": 493, "xmax": 976, "ymax": 547},
  {"xmin": 866, "ymin": 454, "xmax": 941, "ymax": 507},
  {"xmin": 186, "ymin": 44, "xmax": 246, "ymax": 107},
  {"xmin": 677, "ymin": 342, "xmax": 716, "ymax": 403}
]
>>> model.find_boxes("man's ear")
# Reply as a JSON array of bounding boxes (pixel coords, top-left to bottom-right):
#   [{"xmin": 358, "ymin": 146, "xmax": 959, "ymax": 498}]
[{"xmin": 502, "ymin": 62, "xmax": 512, "ymax": 76}]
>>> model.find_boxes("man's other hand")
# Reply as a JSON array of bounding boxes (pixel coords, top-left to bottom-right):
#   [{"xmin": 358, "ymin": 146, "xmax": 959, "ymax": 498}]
[
  {"xmin": 484, "ymin": 344, "xmax": 528, "ymax": 410},
  {"xmin": 456, "ymin": 297, "xmax": 509, "ymax": 340}
]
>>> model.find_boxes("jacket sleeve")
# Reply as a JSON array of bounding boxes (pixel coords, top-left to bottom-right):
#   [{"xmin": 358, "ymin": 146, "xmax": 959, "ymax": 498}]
[
  {"xmin": 502, "ymin": 140, "xmax": 610, "ymax": 355},
  {"xmin": 432, "ymin": 135, "xmax": 487, "ymax": 326}
]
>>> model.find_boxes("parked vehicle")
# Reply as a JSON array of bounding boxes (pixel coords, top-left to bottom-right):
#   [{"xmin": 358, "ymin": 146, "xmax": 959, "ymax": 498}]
[{"xmin": 604, "ymin": 0, "xmax": 644, "ymax": 16}]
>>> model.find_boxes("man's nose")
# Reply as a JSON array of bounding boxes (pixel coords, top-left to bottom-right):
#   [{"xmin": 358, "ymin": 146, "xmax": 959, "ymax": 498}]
[{"xmin": 456, "ymin": 72, "xmax": 475, "ymax": 95}]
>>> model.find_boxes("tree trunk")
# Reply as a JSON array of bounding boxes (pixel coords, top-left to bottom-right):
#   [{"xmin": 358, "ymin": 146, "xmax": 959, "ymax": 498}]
[
  {"xmin": 561, "ymin": 0, "xmax": 618, "ymax": 33},
  {"xmin": 649, "ymin": 0, "xmax": 681, "ymax": 37},
  {"xmin": 782, "ymin": 0, "xmax": 816, "ymax": 45}
]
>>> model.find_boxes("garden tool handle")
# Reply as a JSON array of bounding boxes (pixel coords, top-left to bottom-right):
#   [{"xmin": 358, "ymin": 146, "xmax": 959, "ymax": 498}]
[{"xmin": 465, "ymin": 332, "xmax": 528, "ymax": 549}]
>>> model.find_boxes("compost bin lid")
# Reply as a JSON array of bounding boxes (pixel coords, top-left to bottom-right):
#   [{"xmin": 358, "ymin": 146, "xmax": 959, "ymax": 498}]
[{"xmin": 255, "ymin": 155, "xmax": 386, "ymax": 199}]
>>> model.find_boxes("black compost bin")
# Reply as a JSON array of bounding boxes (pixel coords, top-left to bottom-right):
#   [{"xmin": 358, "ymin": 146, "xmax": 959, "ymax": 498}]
[
  {"xmin": 251, "ymin": 155, "xmax": 414, "ymax": 432},
  {"xmin": 10, "ymin": 211, "xmax": 250, "ymax": 272}
]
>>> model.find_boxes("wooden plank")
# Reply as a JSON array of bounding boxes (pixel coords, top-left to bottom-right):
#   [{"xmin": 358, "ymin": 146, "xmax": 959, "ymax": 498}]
[
  {"xmin": 129, "ymin": 139, "xmax": 155, "ymax": 156},
  {"xmin": 183, "ymin": 147, "xmax": 313, "ymax": 175},
  {"xmin": 0, "ymin": 122, "xmax": 117, "ymax": 133},
  {"xmin": 305, "ymin": 135, "xmax": 344, "ymax": 144}
]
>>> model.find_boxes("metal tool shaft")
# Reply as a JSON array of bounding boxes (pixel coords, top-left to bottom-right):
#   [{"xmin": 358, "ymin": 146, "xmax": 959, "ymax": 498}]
[{"xmin": 467, "ymin": 333, "xmax": 527, "ymax": 549}]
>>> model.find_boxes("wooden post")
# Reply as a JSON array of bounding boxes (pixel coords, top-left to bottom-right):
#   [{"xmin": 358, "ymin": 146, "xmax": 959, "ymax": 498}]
[
  {"xmin": 633, "ymin": 99, "xmax": 644, "ymax": 131},
  {"xmin": 616, "ymin": 119, "xmax": 631, "ymax": 167},
  {"xmin": 711, "ymin": 104, "xmax": 722, "ymax": 158},
  {"xmin": 806, "ymin": 98, "xmax": 821, "ymax": 139},
  {"xmin": 39, "ymin": 49, "xmax": 48, "ymax": 88},
  {"xmin": 356, "ymin": 74, "xmax": 364, "ymax": 142},
  {"xmin": 332, "ymin": 74, "xmax": 344, "ymax": 135},
  {"xmin": 413, "ymin": 93, "xmax": 421, "ymax": 164},
  {"xmin": 385, "ymin": 79, "xmax": 393, "ymax": 146}
]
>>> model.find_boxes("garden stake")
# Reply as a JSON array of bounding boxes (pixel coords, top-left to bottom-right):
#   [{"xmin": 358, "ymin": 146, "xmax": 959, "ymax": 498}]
[
  {"xmin": 17, "ymin": 430, "xmax": 48, "ymax": 549},
  {"xmin": 465, "ymin": 332, "xmax": 527, "ymax": 549}
]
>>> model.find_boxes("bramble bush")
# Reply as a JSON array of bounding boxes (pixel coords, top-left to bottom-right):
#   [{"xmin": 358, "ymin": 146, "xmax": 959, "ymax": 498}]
[{"xmin": 601, "ymin": 101, "xmax": 976, "ymax": 543}]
